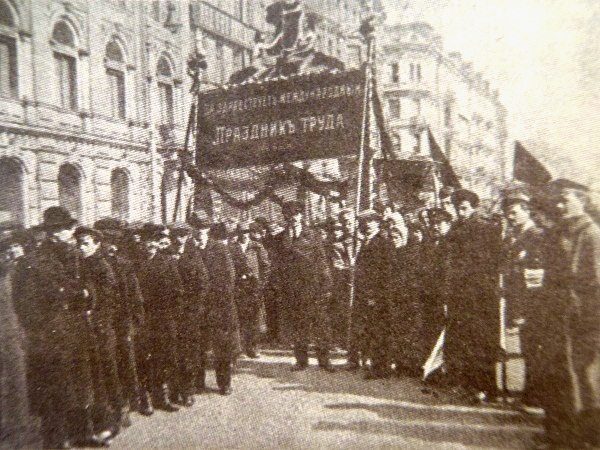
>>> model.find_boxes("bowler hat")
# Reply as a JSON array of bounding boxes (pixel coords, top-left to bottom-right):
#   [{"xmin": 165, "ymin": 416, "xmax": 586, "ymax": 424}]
[
  {"xmin": 451, "ymin": 189, "xmax": 480, "ymax": 208},
  {"xmin": 94, "ymin": 218, "xmax": 126, "ymax": 231},
  {"xmin": 281, "ymin": 201, "xmax": 304, "ymax": 218},
  {"xmin": 42, "ymin": 206, "xmax": 78, "ymax": 230}
]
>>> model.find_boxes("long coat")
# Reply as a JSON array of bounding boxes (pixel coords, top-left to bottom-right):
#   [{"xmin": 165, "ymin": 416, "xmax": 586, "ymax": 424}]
[
  {"xmin": 0, "ymin": 261, "xmax": 39, "ymax": 448},
  {"xmin": 353, "ymin": 233, "xmax": 392, "ymax": 364},
  {"xmin": 198, "ymin": 240, "xmax": 241, "ymax": 359},
  {"xmin": 558, "ymin": 215, "xmax": 600, "ymax": 442},
  {"xmin": 272, "ymin": 226, "xmax": 333, "ymax": 347},
  {"xmin": 445, "ymin": 215, "xmax": 501, "ymax": 392},
  {"xmin": 13, "ymin": 240, "xmax": 94, "ymax": 441},
  {"xmin": 136, "ymin": 252, "xmax": 183, "ymax": 386}
]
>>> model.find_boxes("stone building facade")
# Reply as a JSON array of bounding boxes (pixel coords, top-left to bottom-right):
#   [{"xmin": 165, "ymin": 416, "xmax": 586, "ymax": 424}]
[
  {"xmin": 378, "ymin": 22, "xmax": 508, "ymax": 201},
  {"xmin": 0, "ymin": 0, "xmax": 374, "ymax": 228}
]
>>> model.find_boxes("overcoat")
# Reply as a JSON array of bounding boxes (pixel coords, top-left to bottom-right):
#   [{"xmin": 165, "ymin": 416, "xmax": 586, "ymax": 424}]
[
  {"xmin": 198, "ymin": 240, "xmax": 241, "ymax": 359},
  {"xmin": 353, "ymin": 233, "xmax": 392, "ymax": 365},
  {"xmin": 0, "ymin": 261, "xmax": 39, "ymax": 448},
  {"xmin": 271, "ymin": 226, "xmax": 333, "ymax": 346},
  {"xmin": 13, "ymin": 240, "xmax": 94, "ymax": 442},
  {"xmin": 136, "ymin": 252, "xmax": 183, "ymax": 386},
  {"xmin": 389, "ymin": 243, "xmax": 425, "ymax": 372},
  {"xmin": 558, "ymin": 215, "xmax": 600, "ymax": 442},
  {"xmin": 445, "ymin": 215, "xmax": 501, "ymax": 393}
]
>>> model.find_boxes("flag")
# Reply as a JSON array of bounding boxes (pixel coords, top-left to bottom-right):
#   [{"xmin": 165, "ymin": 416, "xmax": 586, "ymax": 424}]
[
  {"xmin": 428, "ymin": 128, "xmax": 461, "ymax": 188},
  {"xmin": 423, "ymin": 328, "xmax": 445, "ymax": 380},
  {"xmin": 514, "ymin": 141, "xmax": 552, "ymax": 186}
]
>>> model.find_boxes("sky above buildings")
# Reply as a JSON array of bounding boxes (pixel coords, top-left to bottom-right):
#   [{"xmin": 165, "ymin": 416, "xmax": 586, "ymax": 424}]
[{"xmin": 382, "ymin": 0, "xmax": 600, "ymax": 184}]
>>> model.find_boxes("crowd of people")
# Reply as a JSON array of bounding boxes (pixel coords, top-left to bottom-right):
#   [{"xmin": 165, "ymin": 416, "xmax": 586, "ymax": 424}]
[{"xmin": 0, "ymin": 178, "xmax": 598, "ymax": 449}]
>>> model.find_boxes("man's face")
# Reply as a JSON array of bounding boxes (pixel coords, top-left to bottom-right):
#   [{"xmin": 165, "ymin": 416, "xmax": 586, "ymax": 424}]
[
  {"xmin": 174, "ymin": 234, "xmax": 189, "ymax": 247},
  {"xmin": 196, "ymin": 229, "xmax": 210, "ymax": 248},
  {"xmin": 456, "ymin": 200, "xmax": 475, "ymax": 221},
  {"xmin": 361, "ymin": 219, "xmax": 380, "ymax": 237},
  {"xmin": 239, "ymin": 231, "xmax": 250, "ymax": 244},
  {"xmin": 339, "ymin": 213, "xmax": 354, "ymax": 235},
  {"xmin": 390, "ymin": 227, "xmax": 407, "ymax": 248},
  {"xmin": 288, "ymin": 212, "xmax": 303, "ymax": 227},
  {"xmin": 51, "ymin": 225, "xmax": 76, "ymax": 243},
  {"xmin": 144, "ymin": 239, "xmax": 159, "ymax": 257},
  {"xmin": 504, "ymin": 203, "xmax": 530, "ymax": 228},
  {"xmin": 5, "ymin": 243, "xmax": 24, "ymax": 261},
  {"xmin": 441, "ymin": 198, "xmax": 456, "ymax": 220},
  {"xmin": 251, "ymin": 231, "xmax": 262, "ymax": 241},
  {"xmin": 419, "ymin": 210, "xmax": 430, "ymax": 227},
  {"xmin": 78, "ymin": 235, "xmax": 100, "ymax": 259},
  {"xmin": 556, "ymin": 190, "xmax": 586, "ymax": 220},
  {"xmin": 158, "ymin": 236, "xmax": 171, "ymax": 250},
  {"xmin": 433, "ymin": 220, "xmax": 451, "ymax": 237}
]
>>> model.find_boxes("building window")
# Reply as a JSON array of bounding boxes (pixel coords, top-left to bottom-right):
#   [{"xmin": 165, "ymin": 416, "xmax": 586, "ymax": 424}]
[
  {"xmin": 328, "ymin": 39, "xmax": 333, "ymax": 55},
  {"xmin": 0, "ymin": 0, "xmax": 15, "ymax": 27},
  {"xmin": 416, "ymin": 64, "xmax": 422, "ymax": 81},
  {"xmin": 105, "ymin": 41, "xmax": 126, "ymax": 119},
  {"xmin": 391, "ymin": 133, "xmax": 401, "ymax": 153},
  {"xmin": 232, "ymin": 47, "xmax": 245, "ymax": 72},
  {"xmin": 390, "ymin": 62, "xmax": 399, "ymax": 83},
  {"xmin": 410, "ymin": 63, "xmax": 414, "ymax": 80},
  {"xmin": 234, "ymin": 0, "xmax": 244, "ymax": 20},
  {"xmin": 58, "ymin": 163, "xmax": 82, "ymax": 220},
  {"xmin": 444, "ymin": 103, "xmax": 452, "ymax": 127},
  {"xmin": 111, "ymin": 169, "xmax": 129, "ymax": 220},
  {"xmin": 157, "ymin": 56, "xmax": 174, "ymax": 124},
  {"xmin": 0, "ymin": 157, "xmax": 24, "ymax": 227},
  {"xmin": 150, "ymin": 0, "xmax": 160, "ymax": 22},
  {"xmin": 54, "ymin": 52, "xmax": 77, "ymax": 110},
  {"xmin": 0, "ymin": 35, "xmax": 17, "ymax": 99},
  {"xmin": 215, "ymin": 41, "xmax": 225, "ymax": 83},
  {"xmin": 52, "ymin": 21, "xmax": 78, "ymax": 110},
  {"xmin": 388, "ymin": 98, "xmax": 400, "ymax": 119},
  {"xmin": 445, "ymin": 136, "xmax": 452, "ymax": 158}
]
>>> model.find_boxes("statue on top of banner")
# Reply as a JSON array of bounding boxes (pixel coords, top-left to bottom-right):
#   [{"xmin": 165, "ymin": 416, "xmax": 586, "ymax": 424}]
[{"xmin": 230, "ymin": 0, "xmax": 345, "ymax": 84}]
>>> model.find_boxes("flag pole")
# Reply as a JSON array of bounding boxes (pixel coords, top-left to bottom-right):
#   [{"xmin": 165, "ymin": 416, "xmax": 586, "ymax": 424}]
[{"xmin": 347, "ymin": 8, "xmax": 377, "ymax": 351}]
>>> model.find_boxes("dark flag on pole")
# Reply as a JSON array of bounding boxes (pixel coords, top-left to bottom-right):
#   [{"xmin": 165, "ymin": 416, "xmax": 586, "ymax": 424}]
[
  {"xmin": 428, "ymin": 128, "xmax": 461, "ymax": 189},
  {"xmin": 514, "ymin": 141, "xmax": 552, "ymax": 186}
]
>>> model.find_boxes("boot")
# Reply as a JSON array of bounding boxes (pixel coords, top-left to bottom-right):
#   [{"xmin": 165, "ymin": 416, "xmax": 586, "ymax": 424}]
[
  {"xmin": 155, "ymin": 384, "xmax": 179, "ymax": 412},
  {"xmin": 137, "ymin": 389, "xmax": 154, "ymax": 416}
]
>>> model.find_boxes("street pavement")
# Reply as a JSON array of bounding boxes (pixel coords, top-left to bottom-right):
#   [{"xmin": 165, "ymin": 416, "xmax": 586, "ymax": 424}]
[{"xmin": 113, "ymin": 351, "xmax": 543, "ymax": 449}]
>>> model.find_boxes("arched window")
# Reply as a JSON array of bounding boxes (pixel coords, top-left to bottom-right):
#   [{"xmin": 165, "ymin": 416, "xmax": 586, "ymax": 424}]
[
  {"xmin": 0, "ymin": 0, "xmax": 18, "ymax": 99},
  {"xmin": 110, "ymin": 169, "xmax": 129, "ymax": 220},
  {"xmin": 52, "ymin": 20, "xmax": 78, "ymax": 110},
  {"xmin": 58, "ymin": 164, "xmax": 82, "ymax": 220},
  {"xmin": 0, "ymin": 157, "xmax": 24, "ymax": 227},
  {"xmin": 105, "ymin": 40, "xmax": 126, "ymax": 119},
  {"xmin": 156, "ymin": 55, "xmax": 174, "ymax": 124}
]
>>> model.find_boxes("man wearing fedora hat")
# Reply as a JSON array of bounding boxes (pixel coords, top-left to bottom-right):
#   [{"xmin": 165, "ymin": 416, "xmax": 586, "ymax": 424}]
[{"xmin": 16, "ymin": 207, "xmax": 102, "ymax": 448}]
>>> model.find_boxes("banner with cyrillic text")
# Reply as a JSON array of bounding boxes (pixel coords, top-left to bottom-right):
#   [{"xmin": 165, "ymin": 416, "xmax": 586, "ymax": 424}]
[{"xmin": 196, "ymin": 69, "xmax": 365, "ymax": 168}]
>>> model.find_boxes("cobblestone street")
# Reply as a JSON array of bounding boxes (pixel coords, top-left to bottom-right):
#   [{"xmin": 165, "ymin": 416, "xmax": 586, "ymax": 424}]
[{"xmin": 113, "ymin": 351, "xmax": 543, "ymax": 449}]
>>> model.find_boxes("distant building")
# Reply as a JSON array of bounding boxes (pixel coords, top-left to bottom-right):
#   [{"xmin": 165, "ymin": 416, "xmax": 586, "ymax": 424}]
[
  {"xmin": 378, "ymin": 21, "xmax": 508, "ymax": 202},
  {"xmin": 0, "ymin": 0, "xmax": 376, "ymax": 227}
]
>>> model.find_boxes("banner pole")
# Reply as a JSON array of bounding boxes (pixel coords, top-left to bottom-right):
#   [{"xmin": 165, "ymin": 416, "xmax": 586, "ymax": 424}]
[
  {"xmin": 172, "ymin": 101, "xmax": 197, "ymax": 223},
  {"xmin": 348, "ymin": 13, "xmax": 377, "ymax": 352}
]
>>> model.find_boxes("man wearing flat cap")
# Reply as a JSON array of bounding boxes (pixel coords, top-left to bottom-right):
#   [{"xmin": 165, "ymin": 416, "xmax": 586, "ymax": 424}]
[
  {"xmin": 94, "ymin": 218, "xmax": 147, "ymax": 417},
  {"xmin": 445, "ymin": 189, "xmax": 502, "ymax": 402},
  {"xmin": 499, "ymin": 189, "xmax": 549, "ymax": 411},
  {"xmin": 16, "ymin": 207, "xmax": 100, "ymax": 447},
  {"xmin": 273, "ymin": 200, "xmax": 334, "ymax": 371},
  {"xmin": 229, "ymin": 221, "xmax": 271, "ymax": 358},
  {"xmin": 135, "ymin": 225, "xmax": 183, "ymax": 412},
  {"xmin": 538, "ymin": 179, "xmax": 600, "ymax": 447},
  {"xmin": 168, "ymin": 221, "xmax": 209, "ymax": 405}
]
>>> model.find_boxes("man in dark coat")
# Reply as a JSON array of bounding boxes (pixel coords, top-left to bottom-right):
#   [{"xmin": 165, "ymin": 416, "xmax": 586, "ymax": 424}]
[
  {"xmin": 135, "ymin": 225, "xmax": 183, "ymax": 412},
  {"xmin": 0, "ymin": 227, "xmax": 40, "ymax": 448},
  {"xmin": 273, "ymin": 201, "xmax": 334, "ymax": 371},
  {"xmin": 169, "ymin": 222, "xmax": 210, "ymax": 405},
  {"xmin": 445, "ymin": 189, "xmax": 501, "ymax": 401},
  {"xmin": 74, "ymin": 227, "xmax": 124, "ymax": 438},
  {"xmin": 499, "ymin": 191, "xmax": 547, "ymax": 408},
  {"xmin": 353, "ymin": 210, "xmax": 393, "ymax": 379},
  {"xmin": 196, "ymin": 221, "xmax": 240, "ymax": 395},
  {"xmin": 542, "ymin": 179, "xmax": 600, "ymax": 447},
  {"xmin": 94, "ymin": 220, "xmax": 147, "ymax": 417},
  {"xmin": 14, "ymin": 207, "xmax": 99, "ymax": 448},
  {"xmin": 229, "ymin": 221, "xmax": 271, "ymax": 358}
]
